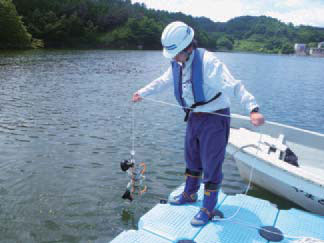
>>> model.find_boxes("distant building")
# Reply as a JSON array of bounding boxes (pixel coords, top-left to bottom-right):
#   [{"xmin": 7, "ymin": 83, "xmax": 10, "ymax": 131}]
[
  {"xmin": 310, "ymin": 41, "xmax": 324, "ymax": 57},
  {"xmin": 310, "ymin": 48, "xmax": 324, "ymax": 57},
  {"xmin": 294, "ymin": 43, "xmax": 307, "ymax": 55},
  {"xmin": 318, "ymin": 42, "xmax": 324, "ymax": 48}
]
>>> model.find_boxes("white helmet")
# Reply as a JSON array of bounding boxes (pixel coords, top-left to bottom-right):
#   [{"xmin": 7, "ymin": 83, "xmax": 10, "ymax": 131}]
[{"xmin": 161, "ymin": 21, "xmax": 194, "ymax": 59}]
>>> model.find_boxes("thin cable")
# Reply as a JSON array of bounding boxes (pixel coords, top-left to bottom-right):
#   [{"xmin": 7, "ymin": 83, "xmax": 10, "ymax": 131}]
[
  {"xmin": 212, "ymin": 130, "xmax": 262, "ymax": 222},
  {"xmin": 143, "ymin": 96, "xmax": 263, "ymax": 221},
  {"xmin": 225, "ymin": 131, "xmax": 315, "ymax": 240},
  {"xmin": 230, "ymin": 218, "xmax": 319, "ymax": 240},
  {"xmin": 143, "ymin": 97, "xmax": 234, "ymax": 119},
  {"xmin": 215, "ymin": 131, "xmax": 315, "ymax": 239},
  {"xmin": 140, "ymin": 96, "xmax": 315, "ymax": 240},
  {"xmin": 131, "ymin": 104, "xmax": 135, "ymax": 160}
]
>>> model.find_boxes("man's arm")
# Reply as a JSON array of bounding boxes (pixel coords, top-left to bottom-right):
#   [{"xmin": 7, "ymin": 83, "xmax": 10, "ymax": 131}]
[
  {"xmin": 205, "ymin": 55, "xmax": 264, "ymax": 126},
  {"xmin": 132, "ymin": 67, "xmax": 173, "ymax": 102}
]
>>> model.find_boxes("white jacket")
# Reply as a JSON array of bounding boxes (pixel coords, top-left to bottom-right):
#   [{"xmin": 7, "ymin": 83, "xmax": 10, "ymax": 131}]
[{"xmin": 138, "ymin": 50, "xmax": 258, "ymax": 113}]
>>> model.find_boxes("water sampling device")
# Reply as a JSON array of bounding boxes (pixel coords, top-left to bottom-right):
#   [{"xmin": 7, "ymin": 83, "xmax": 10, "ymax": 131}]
[
  {"xmin": 120, "ymin": 105, "xmax": 147, "ymax": 201},
  {"xmin": 120, "ymin": 150, "xmax": 147, "ymax": 201}
]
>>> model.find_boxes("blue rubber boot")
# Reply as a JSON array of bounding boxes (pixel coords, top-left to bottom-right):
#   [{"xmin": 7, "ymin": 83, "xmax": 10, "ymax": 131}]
[
  {"xmin": 169, "ymin": 175, "xmax": 201, "ymax": 205},
  {"xmin": 191, "ymin": 189, "xmax": 219, "ymax": 226}
]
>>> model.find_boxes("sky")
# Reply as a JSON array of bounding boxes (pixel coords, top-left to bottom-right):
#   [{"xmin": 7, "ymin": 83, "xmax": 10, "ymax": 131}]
[{"xmin": 131, "ymin": 0, "xmax": 324, "ymax": 27}]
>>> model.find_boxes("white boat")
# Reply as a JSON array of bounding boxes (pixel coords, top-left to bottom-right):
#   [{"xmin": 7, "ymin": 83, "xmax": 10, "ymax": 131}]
[{"xmin": 227, "ymin": 114, "xmax": 324, "ymax": 216}]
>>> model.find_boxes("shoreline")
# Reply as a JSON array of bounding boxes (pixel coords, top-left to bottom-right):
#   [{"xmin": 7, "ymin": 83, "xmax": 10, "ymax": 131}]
[{"xmin": 0, "ymin": 48, "xmax": 297, "ymax": 56}]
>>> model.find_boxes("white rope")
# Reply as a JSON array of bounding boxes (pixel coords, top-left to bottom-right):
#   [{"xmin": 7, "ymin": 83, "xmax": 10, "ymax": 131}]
[
  {"xmin": 143, "ymin": 97, "xmax": 234, "ymax": 119},
  {"xmin": 292, "ymin": 238, "xmax": 324, "ymax": 243},
  {"xmin": 138, "ymin": 96, "xmax": 317, "ymax": 240},
  {"xmin": 230, "ymin": 218, "xmax": 322, "ymax": 240},
  {"xmin": 212, "ymin": 131, "xmax": 262, "ymax": 222},
  {"xmin": 131, "ymin": 104, "xmax": 135, "ymax": 160},
  {"xmin": 143, "ymin": 96, "xmax": 259, "ymax": 222}
]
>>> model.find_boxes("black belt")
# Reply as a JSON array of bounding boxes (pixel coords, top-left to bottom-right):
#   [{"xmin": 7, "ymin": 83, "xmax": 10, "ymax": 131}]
[
  {"xmin": 193, "ymin": 108, "xmax": 228, "ymax": 116},
  {"xmin": 184, "ymin": 92, "xmax": 222, "ymax": 122}
]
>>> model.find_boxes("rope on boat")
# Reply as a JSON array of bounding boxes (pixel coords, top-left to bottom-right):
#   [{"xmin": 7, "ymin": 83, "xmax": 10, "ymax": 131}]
[{"xmin": 136, "ymin": 96, "xmax": 320, "ymax": 240}]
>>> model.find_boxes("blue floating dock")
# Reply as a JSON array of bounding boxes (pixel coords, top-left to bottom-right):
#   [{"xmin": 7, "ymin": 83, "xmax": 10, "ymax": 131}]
[{"xmin": 110, "ymin": 184, "xmax": 324, "ymax": 243}]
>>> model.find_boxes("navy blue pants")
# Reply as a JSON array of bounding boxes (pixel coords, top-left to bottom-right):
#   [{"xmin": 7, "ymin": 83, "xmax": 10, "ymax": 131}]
[{"xmin": 185, "ymin": 108, "xmax": 230, "ymax": 186}]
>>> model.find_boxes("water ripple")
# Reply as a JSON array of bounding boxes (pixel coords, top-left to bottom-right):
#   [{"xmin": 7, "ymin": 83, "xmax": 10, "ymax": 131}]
[{"xmin": 0, "ymin": 50, "xmax": 323, "ymax": 242}]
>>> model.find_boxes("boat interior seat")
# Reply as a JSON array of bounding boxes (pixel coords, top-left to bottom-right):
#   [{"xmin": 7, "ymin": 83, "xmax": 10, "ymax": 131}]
[
  {"xmin": 236, "ymin": 128, "xmax": 286, "ymax": 158},
  {"xmin": 236, "ymin": 128, "xmax": 298, "ymax": 166},
  {"xmin": 259, "ymin": 133, "xmax": 287, "ymax": 160},
  {"xmin": 260, "ymin": 133, "xmax": 299, "ymax": 167}
]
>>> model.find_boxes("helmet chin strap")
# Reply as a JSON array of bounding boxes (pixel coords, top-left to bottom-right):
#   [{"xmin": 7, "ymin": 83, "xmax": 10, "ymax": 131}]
[
  {"xmin": 184, "ymin": 50, "xmax": 192, "ymax": 61},
  {"xmin": 173, "ymin": 47, "xmax": 193, "ymax": 63},
  {"xmin": 176, "ymin": 49, "xmax": 192, "ymax": 63}
]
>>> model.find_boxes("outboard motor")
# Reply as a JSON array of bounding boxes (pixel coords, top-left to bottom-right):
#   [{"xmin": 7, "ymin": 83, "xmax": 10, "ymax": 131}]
[{"xmin": 283, "ymin": 148, "xmax": 299, "ymax": 167}]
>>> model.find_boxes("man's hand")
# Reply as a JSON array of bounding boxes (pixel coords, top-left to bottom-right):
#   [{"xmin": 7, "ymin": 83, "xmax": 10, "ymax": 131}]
[
  {"xmin": 132, "ymin": 93, "xmax": 142, "ymax": 102},
  {"xmin": 250, "ymin": 112, "xmax": 264, "ymax": 126}
]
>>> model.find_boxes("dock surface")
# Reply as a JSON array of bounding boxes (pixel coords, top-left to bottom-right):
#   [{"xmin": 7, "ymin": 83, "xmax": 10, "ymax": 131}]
[{"xmin": 111, "ymin": 184, "xmax": 324, "ymax": 243}]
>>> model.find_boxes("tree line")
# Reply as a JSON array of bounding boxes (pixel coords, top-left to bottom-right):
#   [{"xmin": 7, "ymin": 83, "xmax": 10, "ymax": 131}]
[{"xmin": 1, "ymin": 0, "xmax": 324, "ymax": 54}]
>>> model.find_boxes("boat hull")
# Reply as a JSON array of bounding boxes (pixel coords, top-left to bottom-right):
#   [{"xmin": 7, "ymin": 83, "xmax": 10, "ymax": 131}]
[{"xmin": 227, "ymin": 144, "xmax": 324, "ymax": 216}]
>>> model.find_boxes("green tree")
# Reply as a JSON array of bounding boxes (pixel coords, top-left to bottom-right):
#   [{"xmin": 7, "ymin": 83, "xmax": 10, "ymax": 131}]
[
  {"xmin": 5, "ymin": 0, "xmax": 324, "ymax": 51},
  {"xmin": 280, "ymin": 42, "xmax": 294, "ymax": 54},
  {"xmin": 195, "ymin": 30, "xmax": 211, "ymax": 48},
  {"xmin": 217, "ymin": 35, "xmax": 233, "ymax": 50},
  {"xmin": 132, "ymin": 16, "xmax": 162, "ymax": 49},
  {"xmin": 0, "ymin": 0, "xmax": 31, "ymax": 49}
]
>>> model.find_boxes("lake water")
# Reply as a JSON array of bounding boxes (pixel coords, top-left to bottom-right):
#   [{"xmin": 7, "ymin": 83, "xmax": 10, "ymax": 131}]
[{"xmin": 0, "ymin": 50, "xmax": 323, "ymax": 242}]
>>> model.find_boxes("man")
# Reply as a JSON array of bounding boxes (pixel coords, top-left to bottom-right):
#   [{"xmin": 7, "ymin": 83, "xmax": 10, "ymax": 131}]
[{"xmin": 132, "ymin": 21, "xmax": 264, "ymax": 226}]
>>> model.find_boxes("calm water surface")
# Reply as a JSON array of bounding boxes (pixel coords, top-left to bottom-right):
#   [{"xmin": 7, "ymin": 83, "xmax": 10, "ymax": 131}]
[{"xmin": 0, "ymin": 50, "xmax": 323, "ymax": 242}]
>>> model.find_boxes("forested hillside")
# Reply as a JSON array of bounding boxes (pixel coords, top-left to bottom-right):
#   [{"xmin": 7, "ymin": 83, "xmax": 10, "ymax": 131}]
[
  {"xmin": 0, "ymin": 0, "xmax": 32, "ymax": 49},
  {"xmin": 1, "ymin": 0, "xmax": 324, "ymax": 53}
]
